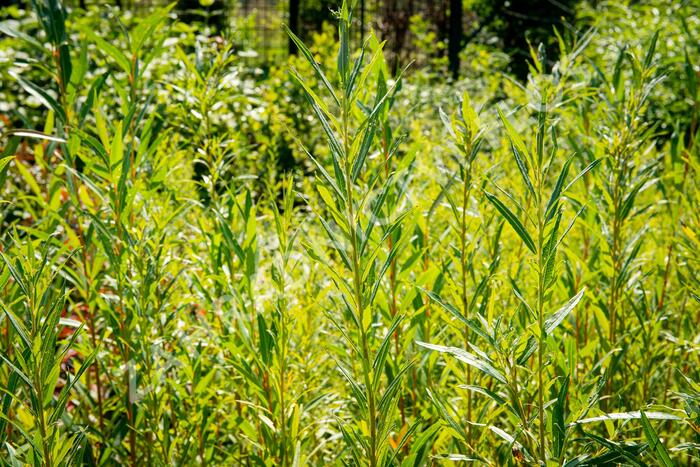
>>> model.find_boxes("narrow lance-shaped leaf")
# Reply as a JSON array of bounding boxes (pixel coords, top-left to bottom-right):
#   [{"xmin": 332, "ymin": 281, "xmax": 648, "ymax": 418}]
[
  {"xmin": 497, "ymin": 107, "xmax": 535, "ymax": 196},
  {"xmin": 417, "ymin": 342, "xmax": 507, "ymax": 384},
  {"xmin": 426, "ymin": 388, "xmax": 469, "ymax": 442},
  {"xmin": 58, "ymin": 43, "xmax": 72, "ymax": 92},
  {"xmin": 640, "ymin": 411, "xmax": 675, "ymax": 467},
  {"xmin": 373, "ymin": 314, "xmax": 405, "ymax": 372},
  {"xmin": 0, "ymin": 303, "xmax": 31, "ymax": 349},
  {"xmin": 337, "ymin": 2, "xmax": 350, "ymax": 85},
  {"xmin": 283, "ymin": 24, "xmax": 340, "ymax": 108},
  {"xmin": 294, "ymin": 137, "xmax": 345, "ymax": 202},
  {"xmin": 351, "ymin": 37, "xmax": 387, "ymax": 102},
  {"xmin": 346, "ymin": 40, "xmax": 366, "ymax": 98},
  {"xmin": 545, "ymin": 156, "xmax": 573, "ymax": 222},
  {"xmin": 14, "ymin": 75, "xmax": 67, "ymax": 123},
  {"xmin": 573, "ymin": 411, "xmax": 681, "ymax": 426},
  {"xmin": 357, "ymin": 65, "xmax": 409, "ymax": 133},
  {"xmin": 543, "ymin": 210, "xmax": 562, "ymax": 288},
  {"xmin": 544, "ymin": 288, "xmax": 585, "ymax": 336},
  {"xmin": 0, "ymin": 354, "xmax": 31, "ymax": 387},
  {"xmin": 82, "ymin": 28, "xmax": 132, "ymax": 75},
  {"xmin": 553, "ymin": 376, "xmax": 569, "ymax": 459},
  {"xmin": 563, "ymin": 157, "xmax": 603, "ymax": 193},
  {"xmin": 582, "ymin": 431, "xmax": 646, "ymax": 467},
  {"xmin": 296, "ymin": 87, "xmax": 347, "ymax": 197},
  {"xmin": 2, "ymin": 129, "xmax": 66, "ymax": 144},
  {"xmin": 536, "ymin": 95, "xmax": 547, "ymax": 165},
  {"xmin": 484, "ymin": 191, "xmax": 536, "ymax": 253},
  {"xmin": 422, "ymin": 287, "xmax": 497, "ymax": 347},
  {"xmin": 351, "ymin": 119, "xmax": 377, "ymax": 182},
  {"xmin": 643, "ymin": 30, "xmax": 660, "ymax": 71}
]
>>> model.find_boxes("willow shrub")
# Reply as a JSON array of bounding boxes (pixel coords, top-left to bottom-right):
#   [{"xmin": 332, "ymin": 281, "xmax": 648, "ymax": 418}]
[{"xmin": 0, "ymin": 0, "xmax": 698, "ymax": 465}]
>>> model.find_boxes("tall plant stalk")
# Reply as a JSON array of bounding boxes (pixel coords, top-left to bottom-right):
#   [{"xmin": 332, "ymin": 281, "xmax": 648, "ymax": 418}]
[
  {"xmin": 270, "ymin": 176, "xmax": 299, "ymax": 465},
  {"xmin": 443, "ymin": 94, "xmax": 483, "ymax": 444},
  {"xmin": 285, "ymin": 3, "xmax": 420, "ymax": 464},
  {"xmin": 488, "ymin": 86, "xmax": 593, "ymax": 463},
  {"xmin": 587, "ymin": 33, "xmax": 661, "ymax": 404}
]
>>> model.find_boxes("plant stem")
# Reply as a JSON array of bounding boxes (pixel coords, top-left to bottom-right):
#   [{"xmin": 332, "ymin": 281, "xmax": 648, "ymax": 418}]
[
  {"xmin": 279, "ymin": 257, "xmax": 288, "ymax": 466},
  {"xmin": 536, "ymin": 210, "xmax": 546, "ymax": 463},
  {"xmin": 32, "ymin": 331, "xmax": 53, "ymax": 466},
  {"xmin": 460, "ymin": 159, "xmax": 473, "ymax": 445},
  {"xmin": 343, "ymin": 95, "xmax": 378, "ymax": 467},
  {"xmin": 535, "ymin": 101, "xmax": 546, "ymax": 464},
  {"xmin": 382, "ymin": 129, "xmax": 405, "ymax": 430}
]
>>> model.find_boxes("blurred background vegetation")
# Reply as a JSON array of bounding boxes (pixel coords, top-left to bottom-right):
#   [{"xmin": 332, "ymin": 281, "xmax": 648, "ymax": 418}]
[
  {"xmin": 0, "ymin": 0, "xmax": 698, "ymax": 465},
  {"xmin": 3, "ymin": 0, "xmax": 695, "ymax": 184},
  {"xmin": 1, "ymin": 0, "xmax": 583, "ymax": 77}
]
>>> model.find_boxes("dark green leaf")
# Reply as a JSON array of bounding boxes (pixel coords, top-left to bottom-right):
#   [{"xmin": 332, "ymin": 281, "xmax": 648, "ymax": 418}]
[{"xmin": 484, "ymin": 191, "xmax": 536, "ymax": 253}]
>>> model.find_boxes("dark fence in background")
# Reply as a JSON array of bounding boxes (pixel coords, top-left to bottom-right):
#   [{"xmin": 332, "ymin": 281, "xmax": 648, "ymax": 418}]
[
  {"xmin": 5, "ymin": 0, "xmax": 578, "ymax": 78},
  {"xmin": 41, "ymin": 0, "xmax": 456, "ymax": 71}
]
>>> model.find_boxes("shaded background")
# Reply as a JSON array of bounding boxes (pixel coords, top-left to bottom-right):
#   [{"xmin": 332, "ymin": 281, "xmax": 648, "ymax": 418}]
[{"xmin": 0, "ymin": 0, "xmax": 581, "ymax": 80}]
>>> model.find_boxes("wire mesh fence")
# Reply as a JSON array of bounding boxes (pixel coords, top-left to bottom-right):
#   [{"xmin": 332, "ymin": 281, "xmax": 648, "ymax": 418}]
[
  {"xmin": 31, "ymin": 0, "xmax": 453, "ymax": 69},
  {"xmin": 234, "ymin": 0, "xmax": 287, "ymax": 63}
]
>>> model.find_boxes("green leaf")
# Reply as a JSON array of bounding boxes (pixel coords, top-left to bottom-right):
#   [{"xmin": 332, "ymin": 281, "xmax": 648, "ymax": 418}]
[
  {"xmin": 318, "ymin": 215, "xmax": 351, "ymax": 270},
  {"xmin": 82, "ymin": 28, "xmax": 131, "ymax": 74},
  {"xmin": 346, "ymin": 40, "xmax": 367, "ymax": 98},
  {"xmin": 283, "ymin": 24, "xmax": 340, "ymax": 107},
  {"xmin": 336, "ymin": 363, "xmax": 367, "ymax": 413},
  {"xmin": 545, "ymin": 156, "xmax": 573, "ymax": 222},
  {"xmin": 131, "ymin": 4, "xmax": 173, "ymax": 53},
  {"xmin": 640, "ymin": 411, "xmax": 675, "ymax": 467},
  {"xmin": 536, "ymin": 95, "xmax": 547, "ymax": 165},
  {"xmin": 0, "ymin": 354, "xmax": 31, "ymax": 387},
  {"xmin": 422, "ymin": 288, "xmax": 496, "ymax": 347},
  {"xmin": 352, "ymin": 36, "xmax": 387, "ymax": 101},
  {"xmin": 488, "ymin": 425, "xmax": 531, "ymax": 461},
  {"xmin": 643, "ymin": 30, "xmax": 660, "ymax": 70},
  {"xmin": 544, "ymin": 288, "xmax": 585, "ymax": 336},
  {"xmin": 497, "ymin": 107, "xmax": 534, "ymax": 196},
  {"xmin": 0, "ymin": 156, "xmax": 13, "ymax": 188},
  {"xmin": 14, "ymin": 75, "xmax": 67, "ymax": 123},
  {"xmin": 368, "ymin": 238, "xmax": 401, "ymax": 305},
  {"xmin": 460, "ymin": 384, "xmax": 508, "ymax": 407},
  {"xmin": 543, "ymin": 210, "xmax": 562, "ymax": 288},
  {"xmin": 337, "ymin": 2, "xmax": 350, "ymax": 85},
  {"xmin": 296, "ymin": 140, "xmax": 345, "ymax": 201},
  {"xmin": 426, "ymin": 388, "xmax": 468, "ymax": 442},
  {"xmin": 58, "ymin": 43, "xmax": 72, "ymax": 92},
  {"xmin": 0, "ymin": 22, "xmax": 46, "ymax": 52},
  {"xmin": 293, "ymin": 76, "xmax": 346, "ymax": 196},
  {"xmin": 110, "ymin": 120, "xmax": 124, "ymax": 172},
  {"xmin": 563, "ymin": 157, "xmax": 603, "ymax": 193},
  {"xmin": 358, "ymin": 68, "xmax": 407, "ymax": 133},
  {"xmin": 418, "ymin": 341, "xmax": 507, "ymax": 384},
  {"xmin": 484, "ymin": 191, "xmax": 536, "ymax": 253},
  {"xmin": 50, "ymin": 348, "xmax": 96, "ymax": 425},
  {"xmin": 553, "ymin": 376, "xmax": 569, "ymax": 459},
  {"xmin": 582, "ymin": 431, "xmax": 647, "ymax": 467},
  {"xmin": 351, "ymin": 119, "xmax": 377, "ymax": 182},
  {"xmin": 573, "ymin": 411, "xmax": 681, "ymax": 426},
  {"xmin": 516, "ymin": 335, "xmax": 537, "ymax": 365},
  {"xmin": 373, "ymin": 314, "xmax": 404, "ymax": 372},
  {"xmin": 377, "ymin": 362, "xmax": 411, "ymax": 414},
  {"xmin": 2, "ymin": 129, "xmax": 65, "ymax": 144},
  {"xmin": 407, "ymin": 422, "xmax": 441, "ymax": 457},
  {"xmin": 0, "ymin": 303, "xmax": 31, "ymax": 349}
]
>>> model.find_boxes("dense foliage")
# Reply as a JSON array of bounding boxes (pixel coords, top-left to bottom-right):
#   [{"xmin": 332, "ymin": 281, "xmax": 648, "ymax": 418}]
[{"xmin": 0, "ymin": 1, "xmax": 698, "ymax": 465}]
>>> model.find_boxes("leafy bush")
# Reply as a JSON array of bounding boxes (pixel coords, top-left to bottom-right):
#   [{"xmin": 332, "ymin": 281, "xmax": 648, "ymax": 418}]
[{"xmin": 0, "ymin": 0, "xmax": 698, "ymax": 465}]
